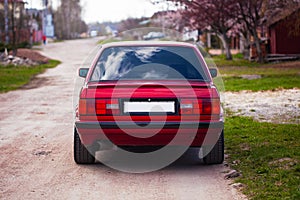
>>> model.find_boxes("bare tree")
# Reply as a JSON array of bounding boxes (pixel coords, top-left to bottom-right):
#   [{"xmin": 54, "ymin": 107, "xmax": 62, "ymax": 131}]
[
  {"xmin": 53, "ymin": 0, "xmax": 87, "ymax": 39},
  {"xmin": 0, "ymin": 0, "xmax": 29, "ymax": 53}
]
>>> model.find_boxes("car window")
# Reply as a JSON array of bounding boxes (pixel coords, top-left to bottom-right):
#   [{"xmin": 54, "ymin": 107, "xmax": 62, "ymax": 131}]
[{"xmin": 90, "ymin": 46, "xmax": 208, "ymax": 81}]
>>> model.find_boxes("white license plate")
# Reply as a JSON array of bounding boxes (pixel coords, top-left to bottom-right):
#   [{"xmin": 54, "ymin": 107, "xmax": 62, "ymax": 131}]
[{"xmin": 124, "ymin": 101, "xmax": 175, "ymax": 113}]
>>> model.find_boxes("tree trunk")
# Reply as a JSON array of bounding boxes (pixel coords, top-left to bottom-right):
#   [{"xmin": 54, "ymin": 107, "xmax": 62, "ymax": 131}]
[
  {"xmin": 253, "ymin": 32, "xmax": 264, "ymax": 63},
  {"xmin": 219, "ymin": 33, "xmax": 232, "ymax": 60},
  {"xmin": 4, "ymin": 0, "xmax": 9, "ymax": 44},
  {"xmin": 11, "ymin": 0, "xmax": 17, "ymax": 56},
  {"xmin": 240, "ymin": 32, "xmax": 250, "ymax": 60}
]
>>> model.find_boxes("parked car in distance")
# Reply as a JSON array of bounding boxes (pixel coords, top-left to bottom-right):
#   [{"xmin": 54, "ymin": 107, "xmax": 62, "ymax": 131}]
[
  {"xmin": 143, "ymin": 32, "xmax": 165, "ymax": 40},
  {"xmin": 74, "ymin": 41, "xmax": 224, "ymax": 164}
]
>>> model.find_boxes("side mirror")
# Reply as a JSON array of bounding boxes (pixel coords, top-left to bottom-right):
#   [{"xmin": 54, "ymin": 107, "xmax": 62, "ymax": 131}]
[
  {"xmin": 78, "ymin": 68, "xmax": 89, "ymax": 78},
  {"xmin": 209, "ymin": 68, "xmax": 218, "ymax": 78}
]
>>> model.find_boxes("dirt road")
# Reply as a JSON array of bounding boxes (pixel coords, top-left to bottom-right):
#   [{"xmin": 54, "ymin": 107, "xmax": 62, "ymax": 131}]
[{"xmin": 0, "ymin": 38, "xmax": 245, "ymax": 200}]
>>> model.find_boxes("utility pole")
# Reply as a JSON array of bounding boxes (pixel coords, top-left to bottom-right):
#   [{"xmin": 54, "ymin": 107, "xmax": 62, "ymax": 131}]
[
  {"xmin": 42, "ymin": 0, "xmax": 48, "ymax": 37},
  {"xmin": 11, "ymin": 0, "xmax": 16, "ymax": 55},
  {"xmin": 4, "ymin": 0, "xmax": 9, "ymax": 44}
]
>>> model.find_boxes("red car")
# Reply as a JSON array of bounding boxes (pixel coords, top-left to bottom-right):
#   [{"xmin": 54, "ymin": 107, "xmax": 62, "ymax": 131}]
[{"xmin": 74, "ymin": 41, "xmax": 224, "ymax": 164}]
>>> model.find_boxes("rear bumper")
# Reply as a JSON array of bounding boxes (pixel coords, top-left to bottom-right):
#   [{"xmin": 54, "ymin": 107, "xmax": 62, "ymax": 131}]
[
  {"xmin": 76, "ymin": 121, "xmax": 223, "ymax": 129},
  {"xmin": 75, "ymin": 121, "xmax": 224, "ymax": 147}
]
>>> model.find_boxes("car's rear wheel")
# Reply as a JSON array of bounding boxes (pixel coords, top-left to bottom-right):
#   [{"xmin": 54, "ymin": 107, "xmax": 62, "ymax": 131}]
[
  {"xmin": 203, "ymin": 131, "xmax": 224, "ymax": 165},
  {"xmin": 74, "ymin": 128, "xmax": 95, "ymax": 164}
]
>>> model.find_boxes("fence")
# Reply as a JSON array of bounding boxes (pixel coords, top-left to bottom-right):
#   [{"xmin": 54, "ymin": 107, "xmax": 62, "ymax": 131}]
[{"xmin": 0, "ymin": 29, "xmax": 43, "ymax": 45}]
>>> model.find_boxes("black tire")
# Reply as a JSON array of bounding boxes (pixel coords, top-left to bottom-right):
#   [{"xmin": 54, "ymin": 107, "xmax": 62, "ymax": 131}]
[
  {"xmin": 203, "ymin": 131, "xmax": 224, "ymax": 165},
  {"xmin": 74, "ymin": 128, "xmax": 95, "ymax": 164}
]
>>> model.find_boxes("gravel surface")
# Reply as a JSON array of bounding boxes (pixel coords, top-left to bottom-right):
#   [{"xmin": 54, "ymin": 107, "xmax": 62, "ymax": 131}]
[{"xmin": 224, "ymin": 89, "xmax": 300, "ymax": 124}]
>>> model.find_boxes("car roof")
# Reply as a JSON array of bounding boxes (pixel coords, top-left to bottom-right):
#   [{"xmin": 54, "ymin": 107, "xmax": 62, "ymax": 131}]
[{"xmin": 101, "ymin": 41, "xmax": 197, "ymax": 48}]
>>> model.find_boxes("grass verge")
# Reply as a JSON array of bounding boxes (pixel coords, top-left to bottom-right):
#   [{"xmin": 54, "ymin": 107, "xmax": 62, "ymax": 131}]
[
  {"xmin": 223, "ymin": 75, "xmax": 300, "ymax": 92},
  {"xmin": 225, "ymin": 115, "xmax": 300, "ymax": 199},
  {"xmin": 216, "ymin": 61, "xmax": 300, "ymax": 92},
  {"xmin": 0, "ymin": 60, "xmax": 61, "ymax": 93},
  {"xmin": 98, "ymin": 38, "xmax": 122, "ymax": 44},
  {"xmin": 212, "ymin": 53, "xmax": 263, "ymax": 67}
]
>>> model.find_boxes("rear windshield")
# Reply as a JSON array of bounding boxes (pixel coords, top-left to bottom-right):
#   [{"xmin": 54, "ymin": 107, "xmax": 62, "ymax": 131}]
[{"xmin": 90, "ymin": 46, "xmax": 208, "ymax": 81}]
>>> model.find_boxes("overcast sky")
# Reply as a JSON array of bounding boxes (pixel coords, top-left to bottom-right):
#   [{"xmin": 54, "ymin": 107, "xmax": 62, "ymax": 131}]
[{"xmin": 26, "ymin": 0, "xmax": 166, "ymax": 23}]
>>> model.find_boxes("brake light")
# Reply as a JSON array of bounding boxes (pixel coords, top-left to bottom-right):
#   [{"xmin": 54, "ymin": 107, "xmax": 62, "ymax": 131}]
[
  {"xmin": 96, "ymin": 100, "xmax": 106, "ymax": 115},
  {"xmin": 79, "ymin": 99, "xmax": 120, "ymax": 116},
  {"xmin": 180, "ymin": 99, "xmax": 220, "ymax": 115},
  {"xmin": 202, "ymin": 99, "xmax": 220, "ymax": 115}
]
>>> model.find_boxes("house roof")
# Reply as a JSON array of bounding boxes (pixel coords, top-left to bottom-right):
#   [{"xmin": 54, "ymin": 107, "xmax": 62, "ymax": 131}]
[{"xmin": 268, "ymin": 5, "xmax": 300, "ymax": 26}]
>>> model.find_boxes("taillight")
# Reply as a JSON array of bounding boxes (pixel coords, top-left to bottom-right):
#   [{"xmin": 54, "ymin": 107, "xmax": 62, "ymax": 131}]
[
  {"xmin": 79, "ymin": 99, "xmax": 86, "ymax": 115},
  {"xmin": 79, "ymin": 99, "xmax": 120, "ymax": 116},
  {"xmin": 102, "ymin": 99, "xmax": 120, "ymax": 115},
  {"xmin": 180, "ymin": 99, "xmax": 220, "ymax": 115},
  {"xmin": 202, "ymin": 99, "xmax": 220, "ymax": 115},
  {"xmin": 180, "ymin": 99, "xmax": 201, "ymax": 115}
]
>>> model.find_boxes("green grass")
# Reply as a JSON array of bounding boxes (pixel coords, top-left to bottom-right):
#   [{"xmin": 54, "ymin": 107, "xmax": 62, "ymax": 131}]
[
  {"xmin": 98, "ymin": 38, "xmax": 122, "ymax": 44},
  {"xmin": 0, "ymin": 60, "xmax": 61, "ymax": 93},
  {"xmin": 212, "ymin": 53, "xmax": 300, "ymax": 199},
  {"xmin": 214, "ymin": 59, "xmax": 300, "ymax": 91},
  {"xmin": 218, "ymin": 64, "xmax": 300, "ymax": 76},
  {"xmin": 212, "ymin": 53, "xmax": 263, "ymax": 67},
  {"xmin": 223, "ymin": 75, "xmax": 300, "ymax": 92},
  {"xmin": 225, "ymin": 115, "xmax": 300, "ymax": 200}
]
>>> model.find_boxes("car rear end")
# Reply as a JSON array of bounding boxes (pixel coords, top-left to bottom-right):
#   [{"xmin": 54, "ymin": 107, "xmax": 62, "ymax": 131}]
[{"xmin": 74, "ymin": 41, "xmax": 224, "ymax": 164}]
